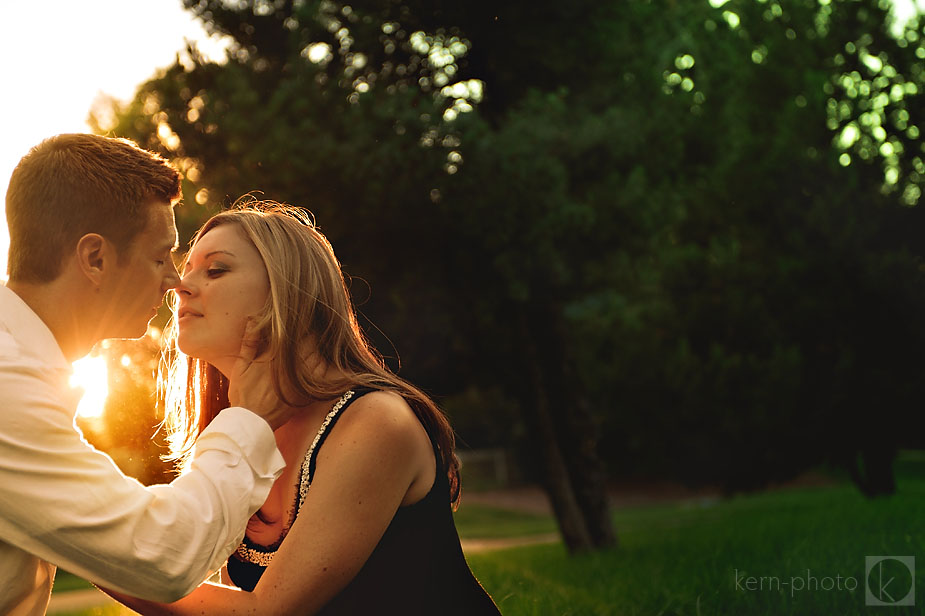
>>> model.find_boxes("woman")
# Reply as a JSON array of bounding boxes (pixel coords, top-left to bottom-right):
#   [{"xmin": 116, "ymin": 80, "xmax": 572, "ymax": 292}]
[{"xmin": 106, "ymin": 202, "xmax": 501, "ymax": 614}]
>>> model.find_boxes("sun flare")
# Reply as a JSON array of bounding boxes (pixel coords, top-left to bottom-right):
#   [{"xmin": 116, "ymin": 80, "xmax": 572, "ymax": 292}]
[{"xmin": 70, "ymin": 355, "xmax": 109, "ymax": 419}]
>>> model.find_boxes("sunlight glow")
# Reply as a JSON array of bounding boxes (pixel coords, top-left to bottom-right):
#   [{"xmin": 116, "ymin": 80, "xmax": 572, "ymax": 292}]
[
  {"xmin": 303, "ymin": 42, "xmax": 333, "ymax": 64},
  {"xmin": 0, "ymin": 1, "xmax": 232, "ymax": 281},
  {"xmin": 723, "ymin": 11, "xmax": 741, "ymax": 29},
  {"xmin": 71, "ymin": 355, "xmax": 109, "ymax": 419}
]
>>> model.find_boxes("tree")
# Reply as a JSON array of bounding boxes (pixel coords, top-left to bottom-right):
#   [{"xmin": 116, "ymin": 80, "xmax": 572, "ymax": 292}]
[
  {"xmin": 570, "ymin": 0, "xmax": 925, "ymax": 494},
  {"xmin": 94, "ymin": 0, "xmax": 925, "ymax": 554},
  {"xmin": 98, "ymin": 0, "xmax": 625, "ymax": 552}
]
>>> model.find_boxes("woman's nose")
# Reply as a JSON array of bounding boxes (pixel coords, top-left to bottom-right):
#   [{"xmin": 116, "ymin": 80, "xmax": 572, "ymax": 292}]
[{"xmin": 174, "ymin": 272, "xmax": 196, "ymax": 296}]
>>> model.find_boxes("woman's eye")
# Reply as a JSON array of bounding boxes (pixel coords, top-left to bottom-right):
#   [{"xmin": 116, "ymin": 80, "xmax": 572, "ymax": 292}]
[{"xmin": 207, "ymin": 267, "xmax": 227, "ymax": 278}]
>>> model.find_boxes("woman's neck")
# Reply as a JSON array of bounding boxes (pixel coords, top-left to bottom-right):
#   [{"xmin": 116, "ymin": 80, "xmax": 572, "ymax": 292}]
[{"xmin": 272, "ymin": 396, "xmax": 341, "ymax": 462}]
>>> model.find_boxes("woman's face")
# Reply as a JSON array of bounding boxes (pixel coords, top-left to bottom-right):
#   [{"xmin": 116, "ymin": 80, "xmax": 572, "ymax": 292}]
[{"xmin": 175, "ymin": 223, "xmax": 270, "ymax": 375}]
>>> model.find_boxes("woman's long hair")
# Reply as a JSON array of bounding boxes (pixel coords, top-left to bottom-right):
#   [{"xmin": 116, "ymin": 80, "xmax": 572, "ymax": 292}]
[{"xmin": 160, "ymin": 201, "xmax": 460, "ymax": 505}]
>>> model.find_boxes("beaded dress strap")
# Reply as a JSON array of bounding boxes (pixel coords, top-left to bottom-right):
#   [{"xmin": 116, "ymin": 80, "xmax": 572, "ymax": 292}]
[
  {"xmin": 233, "ymin": 389, "xmax": 356, "ymax": 568},
  {"xmin": 297, "ymin": 389, "xmax": 355, "ymax": 510}
]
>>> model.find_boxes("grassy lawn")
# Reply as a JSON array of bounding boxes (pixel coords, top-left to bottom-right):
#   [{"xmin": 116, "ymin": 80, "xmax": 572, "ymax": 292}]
[{"xmin": 465, "ymin": 475, "xmax": 925, "ymax": 615}]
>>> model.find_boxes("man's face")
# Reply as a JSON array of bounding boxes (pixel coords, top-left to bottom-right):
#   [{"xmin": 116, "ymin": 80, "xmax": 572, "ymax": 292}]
[{"xmin": 101, "ymin": 202, "xmax": 179, "ymax": 339}]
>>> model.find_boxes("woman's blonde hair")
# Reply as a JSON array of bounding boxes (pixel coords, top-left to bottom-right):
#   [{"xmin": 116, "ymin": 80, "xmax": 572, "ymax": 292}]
[{"xmin": 161, "ymin": 200, "xmax": 459, "ymax": 504}]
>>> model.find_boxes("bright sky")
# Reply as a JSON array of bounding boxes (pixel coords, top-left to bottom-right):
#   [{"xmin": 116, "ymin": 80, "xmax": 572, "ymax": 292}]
[{"xmin": 0, "ymin": 0, "xmax": 229, "ymax": 279}]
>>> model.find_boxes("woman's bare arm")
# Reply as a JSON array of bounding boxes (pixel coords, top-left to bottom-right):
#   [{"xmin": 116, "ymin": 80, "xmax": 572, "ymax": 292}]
[{"xmin": 103, "ymin": 391, "xmax": 435, "ymax": 615}]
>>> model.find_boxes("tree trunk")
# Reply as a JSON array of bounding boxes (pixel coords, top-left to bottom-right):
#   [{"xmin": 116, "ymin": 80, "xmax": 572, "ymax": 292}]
[
  {"xmin": 522, "ymin": 335, "xmax": 594, "ymax": 552},
  {"xmin": 562, "ymin": 392, "xmax": 617, "ymax": 548},
  {"xmin": 517, "ymin": 304, "xmax": 616, "ymax": 553},
  {"xmin": 848, "ymin": 446, "xmax": 897, "ymax": 497}
]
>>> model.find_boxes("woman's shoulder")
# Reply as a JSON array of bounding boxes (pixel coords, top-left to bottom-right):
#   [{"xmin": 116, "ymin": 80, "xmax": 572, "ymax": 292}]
[
  {"xmin": 329, "ymin": 388, "xmax": 428, "ymax": 450},
  {"xmin": 312, "ymin": 388, "xmax": 435, "ymax": 500}
]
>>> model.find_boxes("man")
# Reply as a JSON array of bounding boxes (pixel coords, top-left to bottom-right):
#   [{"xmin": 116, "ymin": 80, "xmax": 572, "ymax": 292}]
[{"xmin": 0, "ymin": 134, "xmax": 290, "ymax": 615}]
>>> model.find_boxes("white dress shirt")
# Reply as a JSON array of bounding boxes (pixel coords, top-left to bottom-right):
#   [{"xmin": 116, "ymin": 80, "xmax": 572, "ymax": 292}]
[{"xmin": 0, "ymin": 285, "xmax": 285, "ymax": 615}]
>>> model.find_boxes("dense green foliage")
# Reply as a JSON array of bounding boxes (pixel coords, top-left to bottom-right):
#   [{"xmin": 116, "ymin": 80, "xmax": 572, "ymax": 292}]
[{"xmin": 94, "ymin": 0, "xmax": 925, "ymax": 531}]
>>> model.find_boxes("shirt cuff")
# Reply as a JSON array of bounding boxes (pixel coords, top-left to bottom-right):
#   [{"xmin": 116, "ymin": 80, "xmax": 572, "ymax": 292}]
[{"xmin": 196, "ymin": 407, "xmax": 285, "ymax": 482}]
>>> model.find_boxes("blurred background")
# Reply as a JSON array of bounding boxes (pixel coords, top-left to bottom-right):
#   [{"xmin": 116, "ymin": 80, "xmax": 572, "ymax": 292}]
[{"xmin": 5, "ymin": 1, "xmax": 925, "ymax": 611}]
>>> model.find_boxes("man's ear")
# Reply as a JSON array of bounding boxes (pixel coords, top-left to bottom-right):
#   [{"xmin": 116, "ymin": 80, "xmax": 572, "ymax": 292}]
[{"xmin": 75, "ymin": 233, "xmax": 109, "ymax": 286}]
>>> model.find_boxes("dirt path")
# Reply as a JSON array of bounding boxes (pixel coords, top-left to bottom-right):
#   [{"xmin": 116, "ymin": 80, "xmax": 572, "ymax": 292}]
[
  {"xmin": 461, "ymin": 472, "xmax": 835, "ymax": 515},
  {"xmin": 461, "ymin": 482, "xmax": 724, "ymax": 515},
  {"xmin": 461, "ymin": 532, "xmax": 560, "ymax": 553}
]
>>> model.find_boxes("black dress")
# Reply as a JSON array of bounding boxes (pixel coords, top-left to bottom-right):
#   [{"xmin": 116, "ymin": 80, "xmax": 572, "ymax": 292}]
[{"xmin": 227, "ymin": 388, "xmax": 502, "ymax": 615}]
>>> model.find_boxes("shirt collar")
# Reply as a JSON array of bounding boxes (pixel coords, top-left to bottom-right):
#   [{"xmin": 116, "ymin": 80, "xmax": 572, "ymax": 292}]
[{"xmin": 0, "ymin": 284, "xmax": 70, "ymax": 372}]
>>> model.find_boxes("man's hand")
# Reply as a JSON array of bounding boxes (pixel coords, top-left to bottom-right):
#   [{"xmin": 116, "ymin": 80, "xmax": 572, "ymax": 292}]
[{"xmin": 227, "ymin": 320, "xmax": 299, "ymax": 430}]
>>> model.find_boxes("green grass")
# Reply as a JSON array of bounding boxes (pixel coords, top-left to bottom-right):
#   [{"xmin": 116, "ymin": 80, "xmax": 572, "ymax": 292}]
[
  {"xmin": 53, "ymin": 570, "xmax": 94, "ymax": 592},
  {"xmin": 466, "ymin": 477, "xmax": 925, "ymax": 615}
]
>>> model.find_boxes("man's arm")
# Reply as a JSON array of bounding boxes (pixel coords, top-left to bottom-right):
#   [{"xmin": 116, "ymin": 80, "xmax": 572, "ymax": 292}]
[{"xmin": 0, "ymin": 355, "xmax": 284, "ymax": 601}]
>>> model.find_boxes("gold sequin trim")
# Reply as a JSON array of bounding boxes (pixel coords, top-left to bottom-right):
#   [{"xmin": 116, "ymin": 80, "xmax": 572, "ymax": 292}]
[{"xmin": 234, "ymin": 542, "xmax": 275, "ymax": 566}]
